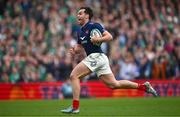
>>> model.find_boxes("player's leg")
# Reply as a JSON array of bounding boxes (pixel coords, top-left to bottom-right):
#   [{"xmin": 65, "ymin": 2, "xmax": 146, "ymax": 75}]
[
  {"xmin": 61, "ymin": 61, "xmax": 92, "ymax": 113},
  {"xmin": 99, "ymin": 73, "xmax": 158, "ymax": 97},
  {"xmin": 97, "ymin": 53, "xmax": 158, "ymax": 96},
  {"xmin": 70, "ymin": 61, "xmax": 92, "ymax": 101},
  {"xmin": 99, "ymin": 73, "xmax": 139, "ymax": 89},
  {"xmin": 96, "ymin": 54, "xmax": 139, "ymax": 89}
]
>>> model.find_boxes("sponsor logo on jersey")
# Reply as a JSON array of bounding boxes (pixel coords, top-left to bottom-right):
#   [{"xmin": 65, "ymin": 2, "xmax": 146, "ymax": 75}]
[{"xmin": 80, "ymin": 36, "xmax": 86, "ymax": 40}]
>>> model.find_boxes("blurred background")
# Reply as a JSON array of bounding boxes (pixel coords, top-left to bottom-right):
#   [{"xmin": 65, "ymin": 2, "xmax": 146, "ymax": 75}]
[{"xmin": 0, "ymin": 0, "xmax": 179, "ymax": 100}]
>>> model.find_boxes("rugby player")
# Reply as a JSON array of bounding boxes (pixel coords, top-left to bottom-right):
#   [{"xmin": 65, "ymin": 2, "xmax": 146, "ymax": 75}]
[{"xmin": 61, "ymin": 7, "xmax": 158, "ymax": 114}]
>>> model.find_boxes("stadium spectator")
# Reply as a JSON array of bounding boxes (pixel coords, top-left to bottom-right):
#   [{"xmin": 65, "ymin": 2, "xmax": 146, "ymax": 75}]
[
  {"xmin": 118, "ymin": 52, "xmax": 140, "ymax": 80},
  {"xmin": 61, "ymin": 79, "xmax": 73, "ymax": 98}
]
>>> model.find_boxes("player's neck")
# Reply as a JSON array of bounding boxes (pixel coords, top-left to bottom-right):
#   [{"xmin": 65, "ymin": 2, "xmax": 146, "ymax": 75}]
[{"xmin": 81, "ymin": 20, "xmax": 90, "ymax": 27}]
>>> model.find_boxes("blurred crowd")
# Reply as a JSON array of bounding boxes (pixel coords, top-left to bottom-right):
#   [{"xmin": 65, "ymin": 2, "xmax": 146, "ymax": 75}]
[{"xmin": 0, "ymin": 0, "xmax": 179, "ymax": 83}]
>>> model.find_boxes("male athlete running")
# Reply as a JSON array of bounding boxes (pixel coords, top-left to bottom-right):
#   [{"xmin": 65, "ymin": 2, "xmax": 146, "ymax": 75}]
[{"xmin": 61, "ymin": 7, "xmax": 158, "ymax": 114}]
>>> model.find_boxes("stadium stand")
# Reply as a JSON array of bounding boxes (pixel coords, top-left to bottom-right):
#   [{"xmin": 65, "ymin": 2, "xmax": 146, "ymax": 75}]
[{"xmin": 0, "ymin": 0, "xmax": 179, "ymax": 83}]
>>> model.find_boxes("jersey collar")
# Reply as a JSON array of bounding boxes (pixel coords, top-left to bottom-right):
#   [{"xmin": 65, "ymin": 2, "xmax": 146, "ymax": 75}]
[{"xmin": 81, "ymin": 21, "xmax": 91, "ymax": 30}]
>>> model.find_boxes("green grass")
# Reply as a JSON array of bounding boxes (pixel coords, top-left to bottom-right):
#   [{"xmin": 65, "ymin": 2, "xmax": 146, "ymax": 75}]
[{"xmin": 0, "ymin": 97, "xmax": 180, "ymax": 117}]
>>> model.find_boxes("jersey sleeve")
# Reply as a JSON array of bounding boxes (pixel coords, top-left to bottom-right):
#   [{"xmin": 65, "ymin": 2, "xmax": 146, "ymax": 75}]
[{"xmin": 93, "ymin": 23, "xmax": 106, "ymax": 34}]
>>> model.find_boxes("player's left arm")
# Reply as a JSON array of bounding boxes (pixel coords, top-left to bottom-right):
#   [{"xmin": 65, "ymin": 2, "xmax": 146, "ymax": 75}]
[
  {"xmin": 101, "ymin": 31, "xmax": 113, "ymax": 42},
  {"xmin": 90, "ymin": 23, "xmax": 113, "ymax": 44},
  {"xmin": 91, "ymin": 30, "xmax": 113, "ymax": 44}
]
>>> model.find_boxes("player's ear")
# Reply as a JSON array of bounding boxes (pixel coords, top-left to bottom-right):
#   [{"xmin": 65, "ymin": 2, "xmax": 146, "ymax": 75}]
[{"xmin": 85, "ymin": 13, "xmax": 89, "ymax": 20}]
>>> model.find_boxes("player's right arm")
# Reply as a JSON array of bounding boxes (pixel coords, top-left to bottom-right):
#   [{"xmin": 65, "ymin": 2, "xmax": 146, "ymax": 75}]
[
  {"xmin": 69, "ymin": 31, "xmax": 84, "ymax": 57},
  {"xmin": 69, "ymin": 44, "xmax": 84, "ymax": 56}
]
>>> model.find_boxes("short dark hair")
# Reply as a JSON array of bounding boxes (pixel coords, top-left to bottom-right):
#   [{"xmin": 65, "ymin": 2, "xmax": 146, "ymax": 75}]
[{"xmin": 79, "ymin": 7, "xmax": 93, "ymax": 20}]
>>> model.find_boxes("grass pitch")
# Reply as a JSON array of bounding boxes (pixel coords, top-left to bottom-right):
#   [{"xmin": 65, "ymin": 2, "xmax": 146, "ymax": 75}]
[{"xmin": 0, "ymin": 97, "xmax": 180, "ymax": 117}]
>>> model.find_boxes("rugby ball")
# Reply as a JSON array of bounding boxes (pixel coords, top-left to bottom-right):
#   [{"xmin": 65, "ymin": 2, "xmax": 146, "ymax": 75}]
[{"xmin": 90, "ymin": 28, "xmax": 102, "ymax": 46}]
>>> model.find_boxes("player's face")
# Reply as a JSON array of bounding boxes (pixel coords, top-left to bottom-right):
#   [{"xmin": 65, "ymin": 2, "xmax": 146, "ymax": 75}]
[{"xmin": 77, "ymin": 9, "xmax": 88, "ymax": 26}]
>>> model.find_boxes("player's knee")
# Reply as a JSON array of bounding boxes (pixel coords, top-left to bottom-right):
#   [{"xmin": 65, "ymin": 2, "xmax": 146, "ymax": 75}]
[
  {"xmin": 70, "ymin": 74, "xmax": 77, "ymax": 80},
  {"xmin": 107, "ymin": 82, "xmax": 118, "ymax": 89}
]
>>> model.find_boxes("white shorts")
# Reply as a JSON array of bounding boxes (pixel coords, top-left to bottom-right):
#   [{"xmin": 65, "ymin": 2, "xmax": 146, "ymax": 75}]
[{"xmin": 82, "ymin": 53, "xmax": 112, "ymax": 77}]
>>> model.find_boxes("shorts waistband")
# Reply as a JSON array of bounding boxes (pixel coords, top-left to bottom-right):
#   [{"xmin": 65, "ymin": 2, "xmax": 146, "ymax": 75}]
[{"xmin": 88, "ymin": 53, "xmax": 105, "ymax": 59}]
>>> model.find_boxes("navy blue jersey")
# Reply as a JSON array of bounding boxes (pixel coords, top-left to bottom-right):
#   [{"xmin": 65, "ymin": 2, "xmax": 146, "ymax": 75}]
[{"xmin": 77, "ymin": 21, "xmax": 105, "ymax": 55}]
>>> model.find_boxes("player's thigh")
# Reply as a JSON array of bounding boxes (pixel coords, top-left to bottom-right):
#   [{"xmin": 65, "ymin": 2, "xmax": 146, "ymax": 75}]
[
  {"xmin": 99, "ymin": 73, "xmax": 117, "ymax": 88},
  {"xmin": 71, "ymin": 61, "xmax": 92, "ymax": 79}
]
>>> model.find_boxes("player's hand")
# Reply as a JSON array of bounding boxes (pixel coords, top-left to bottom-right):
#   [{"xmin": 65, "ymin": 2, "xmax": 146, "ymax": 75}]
[
  {"xmin": 69, "ymin": 47, "xmax": 75, "ymax": 56},
  {"xmin": 90, "ymin": 36, "xmax": 101, "ymax": 44}
]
